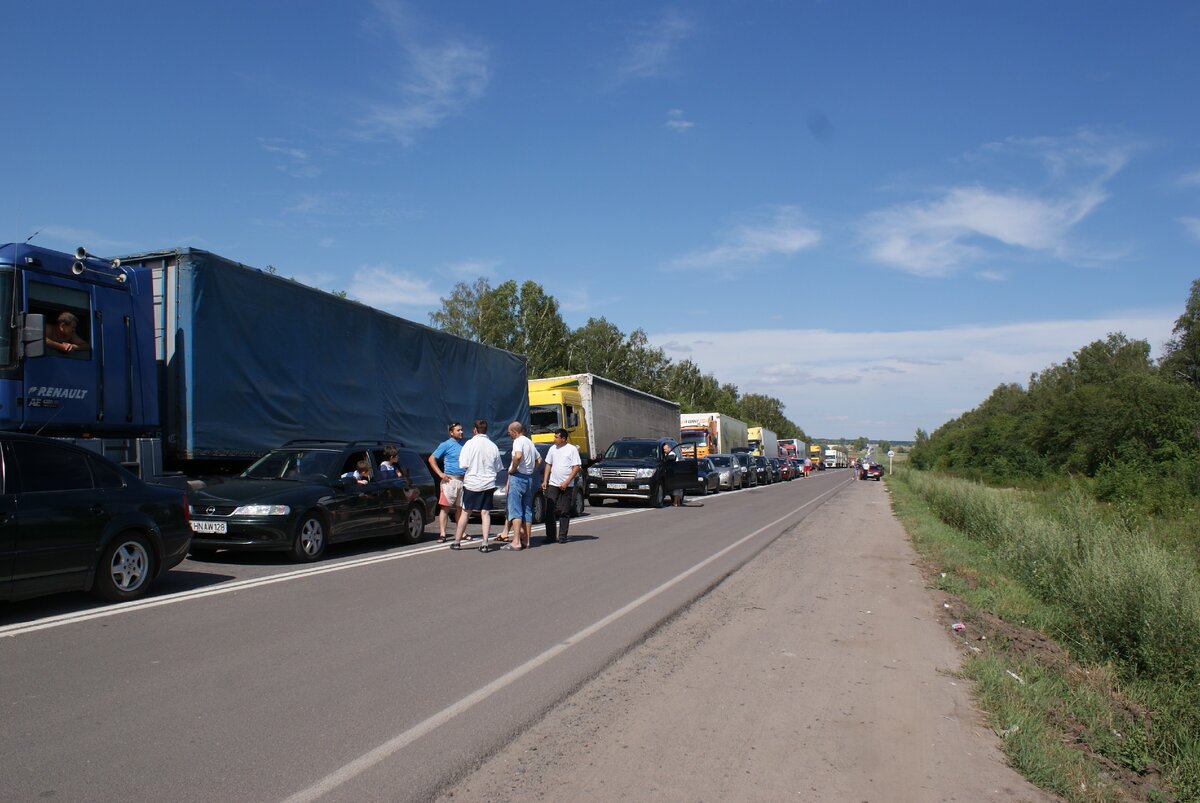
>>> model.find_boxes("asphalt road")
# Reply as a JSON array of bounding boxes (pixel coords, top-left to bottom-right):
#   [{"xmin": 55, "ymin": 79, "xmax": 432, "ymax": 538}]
[{"xmin": 0, "ymin": 470, "xmax": 855, "ymax": 802}]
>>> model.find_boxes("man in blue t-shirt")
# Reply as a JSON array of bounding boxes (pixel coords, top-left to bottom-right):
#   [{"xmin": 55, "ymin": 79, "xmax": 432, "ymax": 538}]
[{"xmin": 427, "ymin": 422, "xmax": 466, "ymax": 542}]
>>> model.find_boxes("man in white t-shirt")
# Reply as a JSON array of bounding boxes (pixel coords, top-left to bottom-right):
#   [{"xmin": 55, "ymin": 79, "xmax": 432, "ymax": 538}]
[
  {"xmin": 502, "ymin": 421, "xmax": 540, "ymax": 551},
  {"xmin": 541, "ymin": 428, "xmax": 581, "ymax": 544},
  {"xmin": 452, "ymin": 419, "xmax": 503, "ymax": 552}
]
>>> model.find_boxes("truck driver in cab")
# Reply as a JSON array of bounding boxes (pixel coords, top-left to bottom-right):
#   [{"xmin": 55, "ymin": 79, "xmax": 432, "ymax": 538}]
[{"xmin": 46, "ymin": 312, "xmax": 90, "ymax": 356}]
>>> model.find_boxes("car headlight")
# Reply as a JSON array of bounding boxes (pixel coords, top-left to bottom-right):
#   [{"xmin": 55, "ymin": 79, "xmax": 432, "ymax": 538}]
[
  {"xmin": 587, "ymin": 466, "xmax": 601, "ymax": 477},
  {"xmin": 634, "ymin": 468, "xmax": 656, "ymax": 478},
  {"xmin": 231, "ymin": 504, "xmax": 291, "ymax": 516},
  {"xmin": 719, "ymin": 470, "xmax": 731, "ymax": 481}
]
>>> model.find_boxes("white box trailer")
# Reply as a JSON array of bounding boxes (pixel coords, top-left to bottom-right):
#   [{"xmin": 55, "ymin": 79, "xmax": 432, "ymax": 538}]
[
  {"xmin": 679, "ymin": 412, "xmax": 749, "ymax": 457},
  {"xmin": 528, "ymin": 373, "xmax": 680, "ymax": 463}
]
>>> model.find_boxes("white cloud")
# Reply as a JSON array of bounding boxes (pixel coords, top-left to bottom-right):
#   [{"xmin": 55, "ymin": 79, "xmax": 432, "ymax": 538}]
[
  {"xmin": 259, "ymin": 138, "xmax": 321, "ymax": 179},
  {"xmin": 864, "ymin": 131, "xmax": 1136, "ymax": 276},
  {"xmin": 348, "ymin": 264, "xmax": 442, "ymax": 307},
  {"xmin": 358, "ymin": 2, "xmax": 489, "ymax": 145},
  {"xmin": 1181, "ymin": 216, "xmax": 1200, "ymax": 242},
  {"xmin": 669, "ymin": 206, "xmax": 820, "ymax": 271},
  {"xmin": 443, "ymin": 259, "xmax": 499, "ymax": 280},
  {"xmin": 1176, "ymin": 169, "xmax": 1200, "ymax": 188},
  {"xmin": 666, "ymin": 108, "xmax": 694, "ymax": 132},
  {"xmin": 613, "ymin": 9, "xmax": 695, "ymax": 85},
  {"xmin": 649, "ymin": 311, "xmax": 1176, "ymax": 440}
]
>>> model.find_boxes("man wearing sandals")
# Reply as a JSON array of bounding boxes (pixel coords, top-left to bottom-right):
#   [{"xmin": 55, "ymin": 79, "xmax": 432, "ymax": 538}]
[
  {"xmin": 452, "ymin": 419, "xmax": 503, "ymax": 552},
  {"xmin": 501, "ymin": 421, "xmax": 540, "ymax": 551}
]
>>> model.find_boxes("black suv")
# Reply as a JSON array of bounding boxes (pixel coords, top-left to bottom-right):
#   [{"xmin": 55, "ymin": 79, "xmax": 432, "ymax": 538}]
[
  {"xmin": 188, "ymin": 441, "xmax": 437, "ymax": 562},
  {"xmin": 586, "ymin": 437, "xmax": 700, "ymax": 508}
]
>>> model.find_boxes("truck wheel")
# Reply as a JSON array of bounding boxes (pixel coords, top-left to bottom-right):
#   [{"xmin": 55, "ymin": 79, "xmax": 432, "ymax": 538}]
[
  {"xmin": 291, "ymin": 512, "xmax": 327, "ymax": 562},
  {"xmin": 650, "ymin": 484, "xmax": 664, "ymax": 508},
  {"xmin": 94, "ymin": 532, "xmax": 155, "ymax": 602},
  {"xmin": 401, "ymin": 505, "xmax": 425, "ymax": 544}
]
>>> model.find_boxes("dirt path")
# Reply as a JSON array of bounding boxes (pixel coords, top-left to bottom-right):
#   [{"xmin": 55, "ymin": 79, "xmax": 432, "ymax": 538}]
[{"xmin": 440, "ymin": 480, "xmax": 1057, "ymax": 802}]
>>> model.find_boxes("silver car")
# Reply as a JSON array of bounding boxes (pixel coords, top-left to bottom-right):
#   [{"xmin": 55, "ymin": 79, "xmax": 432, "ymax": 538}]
[{"xmin": 708, "ymin": 454, "xmax": 745, "ymax": 490}]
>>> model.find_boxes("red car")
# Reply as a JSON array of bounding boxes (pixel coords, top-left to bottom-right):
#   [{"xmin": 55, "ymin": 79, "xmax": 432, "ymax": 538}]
[{"xmin": 862, "ymin": 463, "xmax": 883, "ymax": 481}]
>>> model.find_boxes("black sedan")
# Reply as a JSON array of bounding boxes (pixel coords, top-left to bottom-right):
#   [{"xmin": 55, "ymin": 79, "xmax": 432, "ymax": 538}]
[
  {"xmin": 0, "ymin": 432, "xmax": 191, "ymax": 603},
  {"xmin": 188, "ymin": 441, "xmax": 437, "ymax": 562},
  {"xmin": 695, "ymin": 457, "xmax": 722, "ymax": 495}
]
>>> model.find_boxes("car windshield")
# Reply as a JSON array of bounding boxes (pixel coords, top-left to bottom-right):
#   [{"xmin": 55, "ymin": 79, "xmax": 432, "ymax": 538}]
[
  {"xmin": 709, "ymin": 456, "xmax": 732, "ymax": 466},
  {"xmin": 604, "ymin": 441, "xmax": 660, "ymax": 460},
  {"xmin": 241, "ymin": 449, "xmax": 342, "ymax": 482}
]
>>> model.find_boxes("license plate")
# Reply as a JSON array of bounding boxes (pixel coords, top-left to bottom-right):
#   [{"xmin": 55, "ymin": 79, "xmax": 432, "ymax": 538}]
[
  {"xmin": 607, "ymin": 482, "xmax": 627, "ymax": 490},
  {"xmin": 191, "ymin": 520, "xmax": 227, "ymax": 534}
]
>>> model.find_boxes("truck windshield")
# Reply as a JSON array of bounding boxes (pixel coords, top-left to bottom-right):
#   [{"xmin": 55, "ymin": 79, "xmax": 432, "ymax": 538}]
[
  {"xmin": 529, "ymin": 404, "xmax": 561, "ymax": 435},
  {"xmin": 679, "ymin": 431, "xmax": 706, "ymax": 444},
  {"xmin": 0, "ymin": 269, "xmax": 12, "ymax": 366},
  {"xmin": 242, "ymin": 449, "xmax": 341, "ymax": 482}
]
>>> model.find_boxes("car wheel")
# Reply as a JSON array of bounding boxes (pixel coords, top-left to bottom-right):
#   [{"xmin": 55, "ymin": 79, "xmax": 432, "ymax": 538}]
[
  {"xmin": 401, "ymin": 505, "xmax": 425, "ymax": 544},
  {"xmin": 291, "ymin": 512, "xmax": 327, "ymax": 562},
  {"xmin": 700, "ymin": 482, "xmax": 709, "ymax": 496},
  {"xmin": 572, "ymin": 487, "xmax": 585, "ymax": 517},
  {"xmin": 649, "ymin": 483, "xmax": 664, "ymax": 508},
  {"xmin": 94, "ymin": 532, "xmax": 155, "ymax": 602}
]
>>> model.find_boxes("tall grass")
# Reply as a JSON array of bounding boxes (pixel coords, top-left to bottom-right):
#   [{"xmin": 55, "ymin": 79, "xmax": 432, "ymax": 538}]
[{"xmin": 897, "ymin": 469, "xmax": 1200, "ymax": 798}]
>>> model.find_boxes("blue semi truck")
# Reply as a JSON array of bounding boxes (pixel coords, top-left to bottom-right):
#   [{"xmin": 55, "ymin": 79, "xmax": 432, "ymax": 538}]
[{"xmin": 0, "ymin": 242, "xmax": 529, "ymax": 480}]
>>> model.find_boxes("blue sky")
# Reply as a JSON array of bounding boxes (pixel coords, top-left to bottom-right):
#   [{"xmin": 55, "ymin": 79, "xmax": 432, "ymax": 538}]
[{"xmin": 5, "ymin": 1, "xmax": 1198, "ymax": 440}]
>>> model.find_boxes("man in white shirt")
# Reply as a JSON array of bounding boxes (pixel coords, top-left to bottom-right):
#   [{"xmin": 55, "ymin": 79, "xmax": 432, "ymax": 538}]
[
  {"xmin": 541, "ymin": 428, "xmax": 581, "ymax": 544},
  {"xmin": 453, "ymin": 419, "xmax": 503, "ymax": 552},
  {"xmin": 502, "ymin": 421, "xmax": 540, "ymax": 551}
]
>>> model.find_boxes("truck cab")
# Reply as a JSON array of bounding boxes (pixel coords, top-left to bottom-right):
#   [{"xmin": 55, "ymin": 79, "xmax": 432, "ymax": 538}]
[
  {"xmin": 585, "ymin": 437, "xmax": 699, "ymax": 508},
  {"xmin": 0, "ymin": 244, "xmax": 159, "ymax": 475}
]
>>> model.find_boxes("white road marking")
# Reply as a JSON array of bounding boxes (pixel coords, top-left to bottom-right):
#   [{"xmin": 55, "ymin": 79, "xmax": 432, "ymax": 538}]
[
  {"xmin": 280, "ymin": 479, "xmax": 851, "ymax": 802},
  {"xmin": 0, "ymin": 506, "xmax": 638, "ymax": 639}
]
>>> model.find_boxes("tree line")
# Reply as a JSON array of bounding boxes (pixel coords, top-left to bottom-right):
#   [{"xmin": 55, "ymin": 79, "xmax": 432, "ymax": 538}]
[
  {"xmin": 910, "ymin": 279, "xmax": 1200, "ymax": 515},
  {"xmin": 428, "ymin": 278, "xmax": 808, "ymax": 441}
]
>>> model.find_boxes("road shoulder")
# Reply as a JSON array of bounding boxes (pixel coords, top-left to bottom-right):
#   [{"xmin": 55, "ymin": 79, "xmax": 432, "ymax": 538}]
[{"xmin": 440, "ymin": 478, "xmax": 1057, "ymax": 802}]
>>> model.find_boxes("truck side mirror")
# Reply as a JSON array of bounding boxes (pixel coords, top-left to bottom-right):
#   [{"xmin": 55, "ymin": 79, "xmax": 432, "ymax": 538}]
[{"xmin": 20, "ymin": 313, "xmax": 45, "ymax": 359}]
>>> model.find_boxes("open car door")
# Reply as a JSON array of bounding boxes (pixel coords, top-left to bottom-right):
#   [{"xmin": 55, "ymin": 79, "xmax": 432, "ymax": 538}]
[{"xmin": 664, "ymin": 449, "xmax": 702, "ymax": 496}]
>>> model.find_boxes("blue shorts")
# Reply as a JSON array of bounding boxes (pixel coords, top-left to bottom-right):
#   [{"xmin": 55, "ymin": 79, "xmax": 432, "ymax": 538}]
[
  {"xmin": 461, "ymin": 487, "xmax": 496, "ymax": 513},
  {"xmin": 507, "ymin": 473, "xmax": 535, "ymax": 521}
]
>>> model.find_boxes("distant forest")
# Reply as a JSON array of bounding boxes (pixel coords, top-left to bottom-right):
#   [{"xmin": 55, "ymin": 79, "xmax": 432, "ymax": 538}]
[{"xmin": 909, "ymin": 279, "xmax": 1200, "ymax": 515}]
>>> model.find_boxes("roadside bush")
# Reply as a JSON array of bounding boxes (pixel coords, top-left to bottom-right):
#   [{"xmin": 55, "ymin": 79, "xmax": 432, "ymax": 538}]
[{"xmin": 901, "ymin": 472, "xmax": 1200, "ymax": 684}]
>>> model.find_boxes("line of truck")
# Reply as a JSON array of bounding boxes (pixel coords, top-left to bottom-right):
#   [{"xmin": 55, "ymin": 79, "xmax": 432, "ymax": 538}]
[{"xmin": 2, "ymin": 242, "xmax": 824, "ymax": 497}]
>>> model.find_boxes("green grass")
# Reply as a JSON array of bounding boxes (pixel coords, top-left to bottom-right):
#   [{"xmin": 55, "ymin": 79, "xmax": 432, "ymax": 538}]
[{"xmin": 887, "ymin": 468, "xmax": 1200, "ymax": 801}]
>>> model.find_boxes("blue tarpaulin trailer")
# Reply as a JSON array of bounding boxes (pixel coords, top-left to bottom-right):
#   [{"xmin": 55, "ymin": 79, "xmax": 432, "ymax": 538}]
[{"xmin": 119, "ymin": 247, "xmax": 529, "ymax": 465}]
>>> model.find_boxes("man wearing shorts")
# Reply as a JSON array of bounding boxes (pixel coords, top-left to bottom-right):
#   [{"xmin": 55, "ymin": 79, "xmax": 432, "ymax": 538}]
[
  {"xmin": 453, "ymin": 419, "xmax": 503, "ymax": 552},
  {"xmin": 429, "ymin": 422, "xmax": 466, "ymax": 542},
  {"xmin": 502, "ymin": 421, "xmax": 540, "ymax": 551}
]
